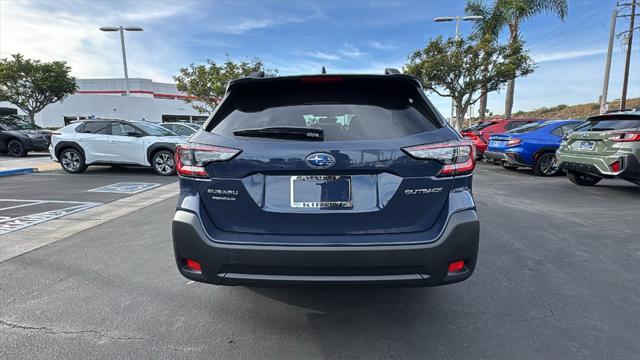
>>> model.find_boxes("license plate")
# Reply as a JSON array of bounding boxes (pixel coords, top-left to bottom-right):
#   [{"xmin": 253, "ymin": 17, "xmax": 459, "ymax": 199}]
[
  {"xmin": 290, "ymin": 175, "xmax": 352, "ymax": 208},
  {"xmin": 578, "ymin": 141, "xmax": 595, "ymax": 151}
]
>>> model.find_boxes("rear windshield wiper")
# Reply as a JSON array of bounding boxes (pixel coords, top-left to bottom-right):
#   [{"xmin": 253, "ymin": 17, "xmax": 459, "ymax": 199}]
[{"xmin": 233, "ymin": 127, "xmax": 324, "ymax": 141}]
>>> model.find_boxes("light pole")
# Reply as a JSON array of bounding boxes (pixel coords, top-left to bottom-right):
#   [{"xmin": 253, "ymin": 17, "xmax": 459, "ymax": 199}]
[
  {"xmin": 433, "ymin": 16, "xmax": 483, "ymax": 125},
  {"xmin": 99, "ymin": 26, "xmax": 143, "ymax": 97}
]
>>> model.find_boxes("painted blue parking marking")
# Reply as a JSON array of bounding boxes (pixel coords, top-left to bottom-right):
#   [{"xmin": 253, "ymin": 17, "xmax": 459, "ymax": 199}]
[{"xmin": 87, "ymin": 182, "xmax": 161, "ymax": 194}]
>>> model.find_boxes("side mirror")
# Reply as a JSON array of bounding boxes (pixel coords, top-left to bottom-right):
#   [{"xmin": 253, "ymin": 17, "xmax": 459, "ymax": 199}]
[{"xmin": 126, "ymin": 131, "xmax": 143, "ymax": 137}]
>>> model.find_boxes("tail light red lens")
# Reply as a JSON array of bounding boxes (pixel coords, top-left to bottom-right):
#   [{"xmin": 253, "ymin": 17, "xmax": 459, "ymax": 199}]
[
  {"xmin": 506, "ymin": 138, "xmax": 522, "ymax": 146},
  {"xmin": 402, "ymin": 139, "xmax": 476, "ymax": 176},
  {"xmin": 175, "ymin": 144, "xmax": 241, "ymax": 178},
  {"xmin": 608, "ymin": 131, "xmax": 640, "ymax": 142}
]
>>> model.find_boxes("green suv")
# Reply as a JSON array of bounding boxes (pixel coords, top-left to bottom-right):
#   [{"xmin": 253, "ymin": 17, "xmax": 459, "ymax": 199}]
[{"xmin": 557, "ymin": 112, "xmax": 640, "ymax": 186}]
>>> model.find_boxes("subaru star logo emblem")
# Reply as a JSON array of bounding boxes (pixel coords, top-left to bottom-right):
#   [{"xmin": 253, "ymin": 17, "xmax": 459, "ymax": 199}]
[{"xmin": 305, "ymin": 153, "xmax": 336, "ymax": 168}]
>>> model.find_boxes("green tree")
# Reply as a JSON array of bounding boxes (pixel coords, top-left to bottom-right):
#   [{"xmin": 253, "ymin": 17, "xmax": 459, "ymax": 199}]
[
  {"xmin": 467, "ymin": 0, "xmax": 568, "ymax": 119},
  {"xmin": 405, "ymin": 35, "xmax": 534, "ymax": 130},
  {"xmin": 0, "ymin": 54, "xmax": 77, "ymax": 124},
  {"xmin": 174, "ymin": 57, "xmax": 277, "ymax": 114}
]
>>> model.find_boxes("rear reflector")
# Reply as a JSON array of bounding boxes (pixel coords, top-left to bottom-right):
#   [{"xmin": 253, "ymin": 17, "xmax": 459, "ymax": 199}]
[
  {"xmin": 608, "ymin": 131, "xmax": 640, "ymax": 142},
  {"xmin": 185, "ymin": 259, "xmax": 202, "ymax": 272},
  {"xmin": 448, "ymin": 260, "xmax": 465, "ymax": 273},
  {"xmin": 402, "ymin": 140, "xmax": 476, "ymax": 176},
  {"xmin": 176, "ymin": 144, "xmax": 241, "ymax": 178},
  {"xmin": 610, "ymin": 160, "xmax": 621, "ymax": 172}
]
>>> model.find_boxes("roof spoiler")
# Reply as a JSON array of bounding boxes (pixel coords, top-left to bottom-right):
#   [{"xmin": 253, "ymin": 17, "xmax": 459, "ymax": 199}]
[
  {"xmin": 249, "ymin": 71, "xmax": 265, "ymax": 78},
  {"xmin": 384, "ymin": 68, "xmax": 401, "ymax": 75}
]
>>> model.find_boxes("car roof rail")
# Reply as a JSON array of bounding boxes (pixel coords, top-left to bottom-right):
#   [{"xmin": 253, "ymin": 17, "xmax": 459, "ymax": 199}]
[
  {"xmin": 384, "ymin": 68, "xmax": 401, "ymax": 75},
  {"xmin": 249, "ymin": 71, "xmax": 265, "ymax": 78}
]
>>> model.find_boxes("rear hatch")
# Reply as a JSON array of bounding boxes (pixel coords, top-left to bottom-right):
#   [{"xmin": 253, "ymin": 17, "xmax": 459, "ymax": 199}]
[
  {"xmin": 564, "ymin": 115, "xmax": 640, "ymax": 155},
  {"xmin": 182, "ymin": 75, "xmax": 471, "ymax": 241}
]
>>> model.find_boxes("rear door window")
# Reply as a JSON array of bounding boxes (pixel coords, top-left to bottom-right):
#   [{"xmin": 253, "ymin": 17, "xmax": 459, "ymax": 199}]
[
  {"xmin": 80, "ymin": 121, "xmax": 110, "ymax": 134},
  {"xmin": 111, "ymin": 123, "xmax": 140, "ymax": 137}
]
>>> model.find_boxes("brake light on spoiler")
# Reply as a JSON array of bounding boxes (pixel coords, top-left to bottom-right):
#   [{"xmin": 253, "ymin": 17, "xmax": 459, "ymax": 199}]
[
  {"xmin": 175, "ymin": 144, "xmax": 241, "ymax": 178},
  {"xmin": 402, "ymin": 140, "xmax": 476, "ymax": 176}
]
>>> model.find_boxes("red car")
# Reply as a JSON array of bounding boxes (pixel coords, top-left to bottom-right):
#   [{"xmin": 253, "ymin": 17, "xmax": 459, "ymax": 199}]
[{"xmin": 461, "ymin": 118, "xmax": 541, "ymax": 157}]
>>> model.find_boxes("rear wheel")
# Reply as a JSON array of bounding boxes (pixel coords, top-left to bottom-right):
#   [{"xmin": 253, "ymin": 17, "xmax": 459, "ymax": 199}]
[
  {"xmin": 501, "ymin": 161, "xmax": 518, "ymax": 170},
  {"xmin": 567, "ymin": 171, "xmax": 601, "ymax": 186},
  {"xmin": 60, "ymin": 148, "xmax": 87, "ymax": 173},
  {"xmin": 7, "ymin": 139, "xmax": 27, "ymax": 157},
  {"xmin": 152, "ymin": 150, "xmax": 176, "ymax": 176},
  {"xmin": 533, "ymin": 152, "xmax": 559, "ymax": 176}
]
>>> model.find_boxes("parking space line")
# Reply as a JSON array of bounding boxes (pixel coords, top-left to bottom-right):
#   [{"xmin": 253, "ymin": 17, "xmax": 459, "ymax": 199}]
[
  {"xmin": 87, "ymin": 182, "xmax": 161, "ymax": 194},
  {"xmin": 0, "ymin": 200, "xmax": 46, "ymax": 211}
]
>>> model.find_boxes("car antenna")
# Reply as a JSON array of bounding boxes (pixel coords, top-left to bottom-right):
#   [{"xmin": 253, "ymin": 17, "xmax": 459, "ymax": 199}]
[{"xmin": 321, "ymin": 66, "xmax": 326, "ymax": 74}]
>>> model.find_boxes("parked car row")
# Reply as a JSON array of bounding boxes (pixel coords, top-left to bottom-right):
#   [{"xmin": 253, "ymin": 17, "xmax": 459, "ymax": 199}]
[
  {"xmin": 48, "ymin": 119, "xmax": 194, "ymax": 175},
  {"xmin": 0, "ymin": 115, "xmax": 52, "ymax": 157},
  {"xmin": 465, "ymin": 112, "xmax": 640, "ymax": 186}
]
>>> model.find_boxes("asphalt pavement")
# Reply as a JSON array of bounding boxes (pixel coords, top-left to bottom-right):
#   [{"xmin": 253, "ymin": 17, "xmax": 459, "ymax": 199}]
[{"xmin": 1, "ymin": 163, "xmax": 639, "ymax": 359}]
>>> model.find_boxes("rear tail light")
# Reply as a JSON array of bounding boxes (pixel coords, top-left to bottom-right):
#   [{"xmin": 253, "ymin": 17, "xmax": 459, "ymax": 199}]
[
  {"xmin": 608, "ymin": 131, "xmax": 640, "ymax": 142},
  {"xmin": 506, "ymin": 138, "xmax": 522, "ymax": 146},
  {"xmin": 461, "ymin": 131, "xmax": 480, "ymax": 140},
  {"xmin": 175, "ymin": 144, "xmax": 241, "ymax": 178},
  {"xmin": 402, "ymin": 139, "xmax": 476, "ymax": 176},
  {"xmin": 609, "ymin": 160, "xmax": 621, "ymax": 172}
]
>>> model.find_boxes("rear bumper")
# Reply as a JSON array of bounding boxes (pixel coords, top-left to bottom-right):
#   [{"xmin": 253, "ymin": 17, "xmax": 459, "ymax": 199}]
[
  {"xmin": 172, "ymin": 209, "xmax": 479, "ymax": 287},
  {"xmin": 483, "ymin": 150, "xmax": 527, "ymax": 166},
  {"xmin": 559, "ymin": 153, "xmax": 640, "ymax": 182}
]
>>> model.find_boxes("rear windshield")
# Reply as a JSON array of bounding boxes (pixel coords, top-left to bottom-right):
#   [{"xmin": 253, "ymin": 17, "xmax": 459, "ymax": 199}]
[
  {"xmin": 574, "ymin": 118, "xmax": 640, "ymax": 132},
  {"xmin": 210, "ymin": 80, "xmax": 439, "ymax": 141},
  {"xmin": 507, "ymin": 121, "xmax": 547, "ymax": 134},
  {"xmin": 463, "ymin": 121, "xmax": 495, "ymax": 132}
]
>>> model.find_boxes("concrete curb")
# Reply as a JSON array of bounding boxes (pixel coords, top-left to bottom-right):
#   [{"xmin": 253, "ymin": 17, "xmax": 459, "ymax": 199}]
[{"xmin": 0, "ymin": 167, "xmax": 37, "ymax": 177}]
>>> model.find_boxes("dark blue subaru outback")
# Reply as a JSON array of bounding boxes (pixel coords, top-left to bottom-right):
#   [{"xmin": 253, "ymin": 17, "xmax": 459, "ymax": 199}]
[{"xmin": 172, "ymin": 72, "xmax": 479, "ymax": 287}]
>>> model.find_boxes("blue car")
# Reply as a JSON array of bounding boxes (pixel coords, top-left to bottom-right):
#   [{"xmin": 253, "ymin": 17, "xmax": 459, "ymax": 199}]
[
  {"xmin": 483, "ymin": 120, "xmax": 583, "ymax": 176},
  {"xmin": 171, "ymin": 72, "xmax": 479, "ymax": 287}
]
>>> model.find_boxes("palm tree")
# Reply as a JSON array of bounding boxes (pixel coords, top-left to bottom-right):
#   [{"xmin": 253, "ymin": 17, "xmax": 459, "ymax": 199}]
[
  {"xmin": 466, "ymin": 0, "xmax": 504, "ymax": 120},
  {"xmin": 466, "ymin": 0, "xmax": 568, "ymax": 119}
]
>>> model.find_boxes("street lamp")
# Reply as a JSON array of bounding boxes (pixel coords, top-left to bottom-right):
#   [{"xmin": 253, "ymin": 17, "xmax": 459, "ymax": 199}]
[
  {"xmin": 433, "ymin": 15, "xmax": 484, "ymax": 124},
  {"xmin": 99, "ymin": 26, "xmax": 143, "ymax": 97}
]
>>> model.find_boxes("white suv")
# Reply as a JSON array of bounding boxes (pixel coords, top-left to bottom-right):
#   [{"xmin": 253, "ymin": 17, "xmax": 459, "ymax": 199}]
[{"xmin": 49, "ymin": 119, "xmax": 187, "ymax": 175}]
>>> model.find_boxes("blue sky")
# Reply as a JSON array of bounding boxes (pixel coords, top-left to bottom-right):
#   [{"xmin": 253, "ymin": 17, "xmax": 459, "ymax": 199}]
[{"xmin": 1, "ymin": 0, "xmax": 638, "ymax": 116}]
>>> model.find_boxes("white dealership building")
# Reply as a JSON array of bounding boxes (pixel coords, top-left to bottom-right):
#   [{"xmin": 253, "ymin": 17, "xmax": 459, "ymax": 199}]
[{"xmin": 0, "ymin": 78, "xmax": 207, "ymax": 127}]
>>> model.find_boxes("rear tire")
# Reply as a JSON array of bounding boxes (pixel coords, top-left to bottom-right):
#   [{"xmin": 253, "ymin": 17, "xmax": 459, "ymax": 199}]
[
  {"xmin": 152, "ymin": 150, "xmax": 176, "ymax": 176},
  {"xmin": 533, "ymin": 152, "xmax": 560, "ymax": 177},
  {"xmin": 567, "ymin": 171, "xmax": 601, "ymax": 186},
  {"xmin": 501, "ymin": 161, "xmax": 518, "ymax": 170},
  {"xmin": 59, "ymin": 148, "xmax": 87, "ymax": 173},
  {"xmin": 7, "ymin": 139, "xmax": 27, "ymax": 157}
]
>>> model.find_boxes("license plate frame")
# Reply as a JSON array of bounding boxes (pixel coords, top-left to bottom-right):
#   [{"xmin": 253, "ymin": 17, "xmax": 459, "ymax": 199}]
[
  {"xmin": 578, "ymin": 140, "xmax": 595, "ymax": 151},
  {"xmin": 290, "ymin": 175, "xmax": 352, "ymax": 209}
]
